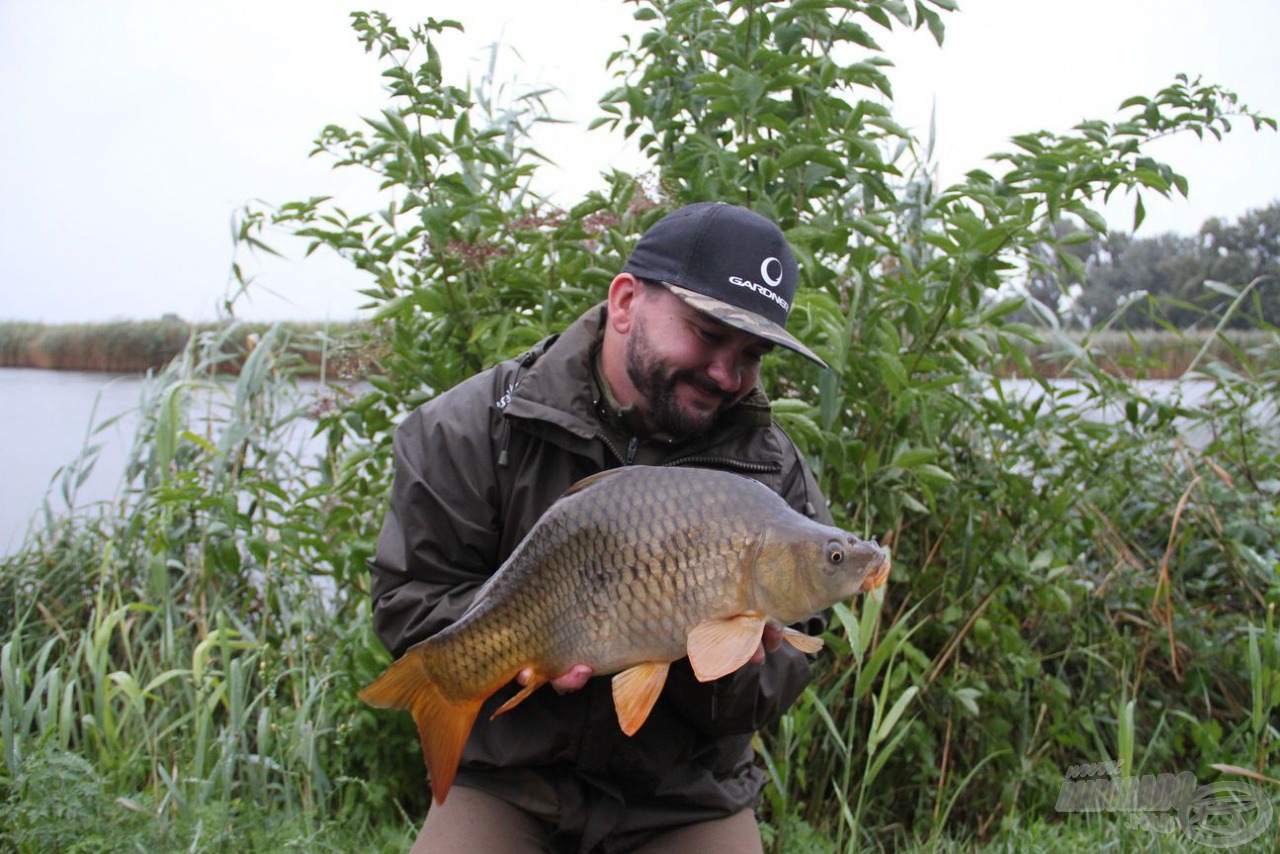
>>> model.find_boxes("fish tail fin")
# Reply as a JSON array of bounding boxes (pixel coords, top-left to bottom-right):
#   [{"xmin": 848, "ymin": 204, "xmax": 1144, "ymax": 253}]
[{"xmin": 359, "ymin": 651, "xmax": 484, "ymax": 805}]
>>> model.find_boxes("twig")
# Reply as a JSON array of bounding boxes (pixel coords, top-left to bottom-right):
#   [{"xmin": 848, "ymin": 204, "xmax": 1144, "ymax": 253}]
[{"xmin": 1151, "ymin": 475, "xmax": 1201, "ymax": 680}]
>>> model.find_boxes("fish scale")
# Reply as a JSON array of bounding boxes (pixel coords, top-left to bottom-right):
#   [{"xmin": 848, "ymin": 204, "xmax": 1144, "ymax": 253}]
[{"xmin": 359, "ymin": 464, "xmax": 890, "ymax": 804}]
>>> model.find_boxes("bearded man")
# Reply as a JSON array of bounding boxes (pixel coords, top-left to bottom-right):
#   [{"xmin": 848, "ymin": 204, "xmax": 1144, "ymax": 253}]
[{"xmin": 369, "ymin": 202, "xmax": 833, "ymax": 853}]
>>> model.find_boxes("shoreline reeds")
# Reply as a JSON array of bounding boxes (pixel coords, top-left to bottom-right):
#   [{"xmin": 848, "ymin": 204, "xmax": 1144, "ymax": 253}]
[
  {"xmin": 995, "ymin": 329, "xmax": 1278, "ymax": 379},
  {"xmin": 0, "ymin": 318, "xmax": 370, "ymax": 374}
]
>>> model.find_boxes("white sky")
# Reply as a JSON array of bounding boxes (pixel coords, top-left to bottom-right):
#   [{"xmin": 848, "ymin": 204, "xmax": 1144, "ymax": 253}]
[{"xmin": 1, "ymin": 0, "xmax": 1276, "ymax": 323}]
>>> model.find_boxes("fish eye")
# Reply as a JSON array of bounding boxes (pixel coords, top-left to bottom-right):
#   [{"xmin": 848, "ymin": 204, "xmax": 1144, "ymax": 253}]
[{"xmin": 825, "ymin": 540, "xmax": 845, "ymax": 568}]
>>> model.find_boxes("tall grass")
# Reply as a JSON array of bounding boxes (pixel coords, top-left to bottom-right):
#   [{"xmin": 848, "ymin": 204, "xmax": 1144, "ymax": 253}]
[{"xmin": 0, "ymin": 322, "xmax": 417, "ymax": 851}]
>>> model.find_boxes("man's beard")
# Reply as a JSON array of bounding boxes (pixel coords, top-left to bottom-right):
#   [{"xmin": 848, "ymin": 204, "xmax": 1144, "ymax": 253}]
[{"xmin": 625, "ymin": 315, "xmax": 732, "ymax": 438}]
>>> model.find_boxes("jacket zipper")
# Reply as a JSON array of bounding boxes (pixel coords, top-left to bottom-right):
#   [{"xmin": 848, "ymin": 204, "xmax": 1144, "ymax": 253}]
[
  {"xmin": 598, "ymin": 433, "xmax": 629, "ymax": 466},
  {"xmin": 661, "ymin": 454, "xmax": 782, "ymax": 475},
  {"xmin": 598, "ymin": 439, "xmax": 780, "ymax": 475}
]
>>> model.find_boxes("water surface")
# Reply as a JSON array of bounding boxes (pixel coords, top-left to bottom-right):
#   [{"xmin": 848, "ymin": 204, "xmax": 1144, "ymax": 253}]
[{"xmin": 1, "ymin": 368, "xmax": 146, "ymax": 553}]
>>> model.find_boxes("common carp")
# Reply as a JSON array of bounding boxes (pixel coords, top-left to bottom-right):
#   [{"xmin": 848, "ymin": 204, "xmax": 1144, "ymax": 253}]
[{"xmin": 359, "ymin": 465, "xmax": 890, "ymax": 804}]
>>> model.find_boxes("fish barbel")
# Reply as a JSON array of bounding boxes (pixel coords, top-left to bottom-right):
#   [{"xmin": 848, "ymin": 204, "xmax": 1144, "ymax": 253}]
[{"xmin": 359, "ymin": 465, "xmax": 889, "ymax": 804}]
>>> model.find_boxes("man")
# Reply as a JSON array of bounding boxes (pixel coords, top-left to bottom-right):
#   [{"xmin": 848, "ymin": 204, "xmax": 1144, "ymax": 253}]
[{"xmin": 369, "ymin": 202, "xmax": 833, "ymax": 853}]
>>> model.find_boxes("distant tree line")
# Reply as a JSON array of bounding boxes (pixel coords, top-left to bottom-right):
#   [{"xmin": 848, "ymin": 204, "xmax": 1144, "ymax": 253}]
[{"xmin": 1020, "ymin": 199, "xmax": 1280, "ymax": 329}]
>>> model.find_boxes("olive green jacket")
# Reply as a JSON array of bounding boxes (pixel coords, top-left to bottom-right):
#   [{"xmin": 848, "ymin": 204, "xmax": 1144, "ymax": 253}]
[{"xmin": 368, "ymin": 304, "xmax": 832, "ymax": 853}]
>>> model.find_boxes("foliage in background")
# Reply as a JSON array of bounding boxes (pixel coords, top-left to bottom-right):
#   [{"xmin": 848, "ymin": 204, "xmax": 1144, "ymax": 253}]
[
  {"xmin": 1020, "ymin": 200, "xmax": 1280, "ymax": 329},
  {"xmin": 3, "ymin": 2, "xmax": 1279, "ymax": 851}
]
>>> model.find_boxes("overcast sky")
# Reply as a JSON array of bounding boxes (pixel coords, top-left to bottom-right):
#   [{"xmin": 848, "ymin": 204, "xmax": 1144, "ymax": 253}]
[{"xmin": 2, "ymin": 0, "xmax": 1276, "ymax": 324}]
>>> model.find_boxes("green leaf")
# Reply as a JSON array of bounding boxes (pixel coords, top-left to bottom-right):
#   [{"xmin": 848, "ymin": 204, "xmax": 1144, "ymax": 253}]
[
  {"xmin": 872, "ymin": 685, "xmax": 919, "ymax": 746},
  {"xmin": 953, "ymin": 687, "xmax": 982, "ymax": 716},
  {"xmin": 891, "ymin": 447, "xmax": 937, "ymax": 468},
  {"xmin": 915, "ymin": 464, "xmax": 956, "ymax": 485}
]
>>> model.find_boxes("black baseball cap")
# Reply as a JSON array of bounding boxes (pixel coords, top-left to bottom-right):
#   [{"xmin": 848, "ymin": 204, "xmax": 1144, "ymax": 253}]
[{"xmin": 622, "ymin": 202, "xmax": 828, "ymax": 368}]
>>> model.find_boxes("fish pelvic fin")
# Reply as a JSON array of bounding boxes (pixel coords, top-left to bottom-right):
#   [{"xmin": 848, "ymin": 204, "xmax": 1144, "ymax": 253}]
[
  {"xmin": 781, "ymin": 626, "xmax": 825, "ymax": 654},
  {"xmin": 687, "ymin": 615, "xmax": 767, "ymax": 682},
  {"xmin": 612, "ymin": 662, "xmax": 670, "ymax": 736},
  {"xmin": 491, "ymin": 670, "xmax": 549, "ymax": 718},
  {"xmin": 358, "ymin": 651, "xmax": 483, "ymax": 806}
]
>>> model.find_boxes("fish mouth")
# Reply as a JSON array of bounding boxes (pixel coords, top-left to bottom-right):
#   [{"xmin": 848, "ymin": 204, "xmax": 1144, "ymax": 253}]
[{"xmin": 857, "ymin": 544, "xmax": 892, "ymax": 593}]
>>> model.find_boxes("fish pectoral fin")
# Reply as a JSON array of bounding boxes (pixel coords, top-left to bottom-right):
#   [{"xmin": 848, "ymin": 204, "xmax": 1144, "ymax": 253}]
[
  {"xmin": 687, "ymin": 615, "xmax": 767, "ymax": 682},
  {"xmin": 491, "ymin": 670, "xmax": 549, "ymax": 719},
  {"xmin": 358, "ymin": 649, "xmax": 482, "ymax": 806},
  {"xmin": 611, "ymin": 662, "xmax": 671, "ymax": 737},
  {"xmin": 781, "ymin": 626, "xmax": 825, "ymax": 654}
]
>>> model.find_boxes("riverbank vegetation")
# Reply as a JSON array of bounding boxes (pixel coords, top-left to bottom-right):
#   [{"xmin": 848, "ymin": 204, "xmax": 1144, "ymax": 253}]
[
  {"xmin": 3, "ymin": 3, "xmax": 1278, "ymax": 851},
  {"xmin": 0, "ymin": 318, "xmax": 372, "ymax": 375}
]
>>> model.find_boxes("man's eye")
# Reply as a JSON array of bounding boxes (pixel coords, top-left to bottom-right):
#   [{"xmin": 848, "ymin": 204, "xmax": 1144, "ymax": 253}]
[{"xmin": 694, "ymin": 326, "xmax": 722, "ymax": 344}]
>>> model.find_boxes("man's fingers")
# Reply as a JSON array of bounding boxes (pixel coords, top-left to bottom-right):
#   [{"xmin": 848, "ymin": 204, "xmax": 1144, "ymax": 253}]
[
  {"xmin": 517, "ymin": 664, "xmax": 593, "ymax": 693},
  {"xmin": 551, "ymin": 664, "xmax": 593, "ymax": 693},
  {"xmin": 761, "ymin": 623, "xmax": 783, "ymax": 653}
]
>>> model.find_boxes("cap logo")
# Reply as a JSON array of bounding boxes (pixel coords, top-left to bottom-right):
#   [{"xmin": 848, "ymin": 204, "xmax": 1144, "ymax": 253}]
[
  {"xmin": 761, "ymin": 257, "xmax": 784, "ymax": 288},
  {"xmin": 728, "ymin": 274, "xmax": 791, "ymax": 312}
]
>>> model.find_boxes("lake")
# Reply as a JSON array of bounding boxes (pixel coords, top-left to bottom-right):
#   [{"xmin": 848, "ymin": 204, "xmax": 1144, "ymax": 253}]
[
  {"xmin": 1, "ymin": 368, "xmax": 149, "ymax": 553},
  {"xmin": 0, "ymin": 367, "xmax": 346, "ymax": 554}
]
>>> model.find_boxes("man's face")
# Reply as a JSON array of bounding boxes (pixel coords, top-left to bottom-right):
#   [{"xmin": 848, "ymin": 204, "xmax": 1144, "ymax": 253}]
[{"xmin": 624, "ymin": 284, "xmax": 773, "ymax": 438}]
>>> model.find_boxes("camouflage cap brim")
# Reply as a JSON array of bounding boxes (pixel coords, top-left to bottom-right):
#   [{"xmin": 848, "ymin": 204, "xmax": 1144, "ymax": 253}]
[{"xmin": 663, "ymin": 283, "xmax": 829, "ymax": 369}]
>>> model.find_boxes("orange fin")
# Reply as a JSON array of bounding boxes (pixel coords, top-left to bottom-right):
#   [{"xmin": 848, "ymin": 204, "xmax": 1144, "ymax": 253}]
[
  {"xmin": 687, "ymin": 615, "xmax": 767, "ymax": 682},
  {"xmin": 611, "ymin": 662, "xmax": 670, "ymax": 736},
  {"xmin": 492, "ymin": 670, "xmax": 548, "ymax": 718},
  {"xmin": 782, "ymin": 626, "xmax": 825, "ymax": 654},
  {"xmin": 358, "ymin": 648, "xmax": 484, "ymax": 805}
]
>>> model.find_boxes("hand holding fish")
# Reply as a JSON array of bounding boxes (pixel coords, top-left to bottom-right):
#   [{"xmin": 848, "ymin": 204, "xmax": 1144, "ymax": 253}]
[
  {"xmin": 518, "ymin": 663, "xmax": 593, "ymax": 694},
  {"xmin": 749, "ymin": 623, "xmax": 785, "ymax": 664}
]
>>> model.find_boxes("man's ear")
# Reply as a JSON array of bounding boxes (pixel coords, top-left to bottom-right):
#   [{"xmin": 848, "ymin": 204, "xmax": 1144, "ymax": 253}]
[{"xmin": 607, "ymin": 273, "xmax": 642, "ymax": 334}]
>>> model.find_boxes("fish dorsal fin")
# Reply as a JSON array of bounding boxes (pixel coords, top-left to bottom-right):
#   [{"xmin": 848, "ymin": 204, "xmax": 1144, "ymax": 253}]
[
  {"xmin": 687, "ymin": 615, "xmax": 767, "ymax": 682},
  {"xmin": 781, "ymin": 626, "xmax": 825, "ymax": 654},
  {"xmin": 611, "ymin": 661, "xmax": 671, "ymax": 736},
  {"xmin": 560, "ymin": 467, "xmax": 629, "ymax": 498}
]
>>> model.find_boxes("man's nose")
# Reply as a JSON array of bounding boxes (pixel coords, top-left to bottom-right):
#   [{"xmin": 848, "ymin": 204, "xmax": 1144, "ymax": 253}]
[{"xmin": 705, "ymin": 351, "xmax": 743, "ymax": 393}]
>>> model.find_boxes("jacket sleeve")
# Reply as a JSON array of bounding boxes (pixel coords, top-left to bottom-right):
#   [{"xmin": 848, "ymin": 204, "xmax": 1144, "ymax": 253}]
[
  {"xmin": 367, "ymin": 378, "xmax": 503, "ymax": 658},
  {"xmin": 665, "ymin": 425, "xmax": 835, "ymax": 736}
]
